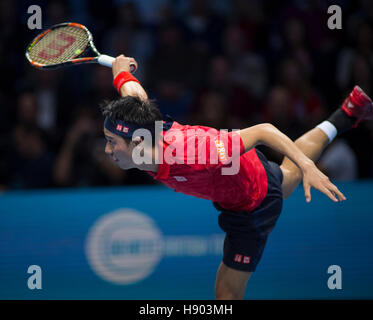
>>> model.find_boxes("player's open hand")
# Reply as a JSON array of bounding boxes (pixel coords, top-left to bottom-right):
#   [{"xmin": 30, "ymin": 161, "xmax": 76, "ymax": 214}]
[
  {"xmin": 112, "ymin": 55, "xmax": 138, "ymax": 78},
  {"xmin": 301, "ymin": 161, "xmax": 346, "ymax": 203}
]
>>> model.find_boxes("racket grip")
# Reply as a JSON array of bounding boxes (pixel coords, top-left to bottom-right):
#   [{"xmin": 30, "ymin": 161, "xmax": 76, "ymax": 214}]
[{"xmin": 97, "ymin": 54, "xmax": 137, "ymax": 74}]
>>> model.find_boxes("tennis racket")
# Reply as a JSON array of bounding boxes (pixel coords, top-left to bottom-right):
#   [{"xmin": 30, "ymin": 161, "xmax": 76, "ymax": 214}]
[{"xmin": 25, "ymin": 22, "xmax": 137, "ymax": 73}]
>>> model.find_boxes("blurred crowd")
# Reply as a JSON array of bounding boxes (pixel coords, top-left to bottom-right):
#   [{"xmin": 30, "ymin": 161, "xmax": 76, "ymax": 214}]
[{"xmin": 1, "ymin": 0, "xmax": 373, "ymax": 190}]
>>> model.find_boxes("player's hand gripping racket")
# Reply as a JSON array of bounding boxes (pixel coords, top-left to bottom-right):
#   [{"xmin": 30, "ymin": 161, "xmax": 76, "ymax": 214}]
[{"xmin": 25, "ymin": 22, "xmax": 137, "ymax": 73}]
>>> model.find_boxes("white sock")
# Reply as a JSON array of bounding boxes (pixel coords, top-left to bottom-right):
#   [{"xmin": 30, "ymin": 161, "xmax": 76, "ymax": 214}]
[{"xmin": 316, "ymin": 121, "xmax": 338, "ymax": 143}]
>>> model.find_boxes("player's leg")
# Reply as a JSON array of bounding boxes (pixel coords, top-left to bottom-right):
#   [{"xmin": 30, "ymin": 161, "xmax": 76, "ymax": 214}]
[
  {"xmin": 213, "ymin": 166, "xmax": 282, "ymax": 300},
  {"xmin": 281, "ymin": 86, "xmax": 373, "ymax": 199},
  {"xmin": 215, "ymin": 262, "xmax": 252, "ymax": 300}
]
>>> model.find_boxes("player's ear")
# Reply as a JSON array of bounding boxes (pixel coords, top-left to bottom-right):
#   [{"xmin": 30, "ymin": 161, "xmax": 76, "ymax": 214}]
[{"xmin": 131, "ymin": 136, "xmax": 143, "ymax": 147}]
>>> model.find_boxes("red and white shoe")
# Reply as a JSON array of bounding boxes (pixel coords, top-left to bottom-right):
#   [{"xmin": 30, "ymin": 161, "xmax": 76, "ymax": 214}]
[{"xmin": 341, "ymin": 85, "xmax": 373, "ymax": 127}]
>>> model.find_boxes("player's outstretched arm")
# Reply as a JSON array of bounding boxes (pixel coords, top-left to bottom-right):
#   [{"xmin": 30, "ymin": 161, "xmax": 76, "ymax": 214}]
[
  {"xmin": 112, "ymin": 55, "xmax": 148, "ymax": 101},
  {"xmin": 239, "ymin": 123, "xmax": 346, "ymax": 203}
]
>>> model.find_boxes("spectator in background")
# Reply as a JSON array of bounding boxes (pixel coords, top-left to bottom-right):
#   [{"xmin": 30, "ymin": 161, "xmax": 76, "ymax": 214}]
[
  {"xmin": 336, "ymin": 20, "xmax": 373, "ymax": 95},
  {"xmin": 103, "ymin": 1, "xmax": 154, "ymax": 82},
  {"xmin": 84, "ymin": 66, "xmax": 117, "ymax": 113},
  {"xmin": 44, "ymin": 0, "xmax": 70, "ymax": 26},
  {"xmin": 0, "ymin": 91, "xmax": 40, "ymax": 189},
  {"xmin": 349, "ymin": 55, "xmax": 373, "ymax": 96},
  {"xmin": 0, "ymin": 0, "xmax": 28, "ymax": 93},
  {"xmin": 274, "ymin": 0, "xmax": 331, "ymax": 52},
  {"xmin": 0, "ymin": 93, "xmax": 14, "ymax": 189},
  {"xmin": 190, "ymin": 91, "xmax": 227, "ymax": 129},
  {"xmin": 181, "ymin": 0, "xmax": 226, "ymax": 54},
  {"xmin": 11, "ymin": 124, "xmax": 54, "ymax": 189},
  {"xmin": 230, "ymin": 0, "xmax": 264, "ymax": 51},
  {"xmin": 277, "ymin": 57, "xmax": 326, "ymax": 131},
  {"xmin": 0, "ymin": 90, "xmax": 13, "ymax": 140},
  {"xmin": 222, "ymin": 22, "xmax": 268, "ymax": 102},
  {"xmin": 223, "ymin": 24, "xmax": 268, "ymax": 102},
  {"xmin": 262, "ymin": 85, "xmax": 296, "ymax": 136},
  {"xmin": 191, "ymin": 55, "xmax": 254, "ymax": 129},
  {"xmin": 266, "ymin": 1, "xmax": 340, "ymax": 109},
  {"xmin": 267, "ymin": 15, "xmax": 315, "ymax": 80},
  {"xmin": 318, "ymin": 139, "xmax": 358, "ymax": 181},
  {"xmin": 53, "ymin": 107, "xmax": 126, "ymax": 187},
  {"xmin": 282, "ymin": 18, "xmax": 314, "ymax": 77},
  {"xmin": 179, "ymin": 0, "xmax": 221, "ymax": 89},
  {"xmin": 146, "ymin": 22, "xmax": 194, "ymax": 122},
  {"xmin": 15, "ymin": 89, "xmax": 62, "ymax": 149},
  {"xmin": 260, "ymin": 85, "xmax": 296, "ymax": 164},
  {"xmin": 30, "ymin": 71, "xmax": 59, "ymax": 132},
  {"xmin": 118, "ymin": 0, "xmax": 170, "ymax": 26},
  {"xmin": 16, "ymin": 91, "xmax": 38, "ymax": 127},
  {"xmin": 20, "ymin": 69, "xmax": 76, "ymax": 153},
  {"xmin": 345, "ymin": 0, "xmax": 373, "ymax": 45}
]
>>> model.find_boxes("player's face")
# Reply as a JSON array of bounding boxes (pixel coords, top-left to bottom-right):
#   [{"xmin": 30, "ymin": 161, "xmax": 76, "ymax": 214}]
[{"xmin": 104, "ymin": 128, "xmax": 136, "ymax": 169}]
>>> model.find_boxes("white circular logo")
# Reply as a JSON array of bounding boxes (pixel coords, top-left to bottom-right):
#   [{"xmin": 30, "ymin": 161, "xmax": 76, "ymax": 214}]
[{"xmin": 85, "ymin": 209, "xmax": 163, "ymax": 285}]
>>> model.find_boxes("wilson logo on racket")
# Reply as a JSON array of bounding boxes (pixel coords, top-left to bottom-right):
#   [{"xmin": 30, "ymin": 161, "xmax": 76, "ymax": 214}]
[
  {"xmin": 25, "ymin": 22, "xmax": 137, "ymax": 73},
  {"xmin": 38, "ymin": 32, "xmax": 76, "ymax": 60}
]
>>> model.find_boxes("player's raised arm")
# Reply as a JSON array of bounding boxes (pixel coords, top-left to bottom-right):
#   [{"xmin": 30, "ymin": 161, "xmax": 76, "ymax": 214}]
[
  {"xmin": 239, "ymin": 123, "xmax": 346, "ymax": 203},
  {"xmin": 112, "ymin": 55, "xmax": 148, "ymax": 101}
]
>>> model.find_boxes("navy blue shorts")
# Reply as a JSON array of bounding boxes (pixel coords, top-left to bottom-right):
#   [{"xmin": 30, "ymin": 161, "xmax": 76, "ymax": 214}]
[{"xmin": 213, "ymin": 149, "xmax": 283, "ymax": 272}]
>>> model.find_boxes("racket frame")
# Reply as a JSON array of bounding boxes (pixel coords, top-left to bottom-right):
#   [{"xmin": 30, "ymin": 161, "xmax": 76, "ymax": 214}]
[{"xmin": 25, "ymin": 22, "xmax": 134, "ymax": 72}]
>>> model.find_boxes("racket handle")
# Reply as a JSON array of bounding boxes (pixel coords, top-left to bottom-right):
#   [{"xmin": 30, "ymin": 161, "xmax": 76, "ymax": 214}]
[{"xmin": 97, "ymin": 54, "xmax": 137, "ymax": 74}]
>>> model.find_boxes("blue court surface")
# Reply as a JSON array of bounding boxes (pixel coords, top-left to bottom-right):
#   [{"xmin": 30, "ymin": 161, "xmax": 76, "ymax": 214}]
[{"xmin": 0, "ymin": 182, "xmax": 372, "ymax": 299}]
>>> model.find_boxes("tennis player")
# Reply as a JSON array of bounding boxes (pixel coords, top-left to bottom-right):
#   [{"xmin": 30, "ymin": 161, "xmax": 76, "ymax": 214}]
[{"xmin": 101, "ymin": 55, "xmax": 372, "ymax": 299}]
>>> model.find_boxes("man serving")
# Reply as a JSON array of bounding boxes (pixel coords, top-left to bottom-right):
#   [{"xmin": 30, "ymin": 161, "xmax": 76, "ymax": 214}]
[{"xmin": 101, "ymin": 55, "xmax": 371, "ymax": 299}]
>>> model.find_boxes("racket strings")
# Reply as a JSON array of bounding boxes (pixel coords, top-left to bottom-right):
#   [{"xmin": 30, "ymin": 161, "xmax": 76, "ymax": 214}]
[{"xmin": 28, "ymin": 26, "xmax": 89, "ymax": 65}]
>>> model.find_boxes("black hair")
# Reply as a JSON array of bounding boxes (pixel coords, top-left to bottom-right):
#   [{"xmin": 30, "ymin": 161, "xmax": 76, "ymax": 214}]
[
  {"xmin": 100, "ymin": 96, "xmax": 163, "ymax": 144},
  {"xmin": 101, "ymin": 96, "xmax": 163, "ymax": 125}
]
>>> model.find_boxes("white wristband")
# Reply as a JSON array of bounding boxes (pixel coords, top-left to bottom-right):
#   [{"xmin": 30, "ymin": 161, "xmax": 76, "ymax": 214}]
[{"xmin": 316, "ymin": 121, "xmax": 338, "ymax": 143}]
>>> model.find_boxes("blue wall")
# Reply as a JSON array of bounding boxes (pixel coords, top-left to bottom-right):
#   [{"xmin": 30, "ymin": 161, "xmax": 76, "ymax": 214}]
[{"xmin": 0, "ymin": 182, "xmax": 372, "ymax": 299}]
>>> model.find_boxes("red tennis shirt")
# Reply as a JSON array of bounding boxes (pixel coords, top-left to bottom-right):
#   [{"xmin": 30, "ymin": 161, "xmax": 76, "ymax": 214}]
[{"xmin": 146, "ymin": 121, "xmax": 268, "ymax": 212}]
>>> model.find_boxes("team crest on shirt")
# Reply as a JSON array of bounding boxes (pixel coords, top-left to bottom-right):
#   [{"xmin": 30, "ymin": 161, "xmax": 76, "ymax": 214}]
[{"xmin": 214, "ymin": 140, "xmax": 227, "ymax": 162}]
